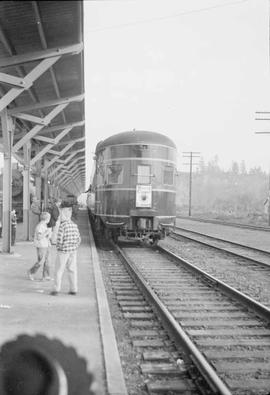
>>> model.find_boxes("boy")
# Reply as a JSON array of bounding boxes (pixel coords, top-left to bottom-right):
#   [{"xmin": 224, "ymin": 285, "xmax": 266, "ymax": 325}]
[{"xmin": 28, "ymin": 212, "xmax": 52, "ymax": 281}]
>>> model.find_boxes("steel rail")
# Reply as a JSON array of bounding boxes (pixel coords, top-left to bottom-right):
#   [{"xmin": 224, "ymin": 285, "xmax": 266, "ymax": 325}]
[
  {"xmin": 158, "ymin": 245, "xmax": 270, "ymax": 324},
  {"xmin": 114, "ymin": 243, "xmax": 232, "ymax": 395},
  {"xmin": 177, "ymin": 215, "xmax": 270, "ymax": 231},
  {"xmin": 171, "ymin": 230, "xmax": 270, "ymax": 269},
  {"xmin": 175, "ymin": 225, "xmax": 270, "ymax": 255}
]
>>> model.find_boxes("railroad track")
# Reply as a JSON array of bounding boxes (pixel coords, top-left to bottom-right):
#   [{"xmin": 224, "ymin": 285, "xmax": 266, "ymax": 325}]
[
  {"xmin": 172, "ymin": 226, "xmax": 270, "ymax": 268},
  {"xmin": 115, "ymin": 244, "xmax": 270, "ymax": 395},
  {"xmin": 177, "ymin": 215, "xmax": 270, "ymax": 232},
  {"xmin": 98, "ymin": 244, "xmax": 198, "ymax": 394}
]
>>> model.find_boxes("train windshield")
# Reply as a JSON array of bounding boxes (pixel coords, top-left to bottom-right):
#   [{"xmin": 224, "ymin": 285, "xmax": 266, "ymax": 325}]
[{"xmin": 107, "ymin": 164, "xmax": 123, "ymax": 184}]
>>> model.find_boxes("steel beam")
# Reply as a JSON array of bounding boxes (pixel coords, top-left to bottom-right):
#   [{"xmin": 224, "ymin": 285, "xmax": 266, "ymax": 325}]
[
  {"xmin": 0, "ymin": 72, "xmax": 26, "ymax": 87},
  {"xmin": 73, "ymin": 173, "xmax": 84, "ymax": 183},
  {"xmin": 74, "ymin": 162, "xmax": 85, "ymax": 169},
  {"xmin": 55, "ymin": 136, "xmax": 85, "ymax": 146},
  {"xmin": 13, "ymin": 120, "xmax": 84, "ymax": 144},
  {"xmin": 50, "ymin": 166, "xmax": 84, "ymax": 191},
  {"xmin": 13, "ymin": 103, "xmax": 68, "ymax": 152},
  {"xmin": 64, "ymin": 168, "xmax": 83, "ymax": 184},
  {"xmin": 67, "ymin": 165, "xmax": 85, "ymax": 175},
  {"xmin": 55, "ymin": 148, "xmax": 85, "ymax": 164},
  {"xmin": 12, "ymin": 151, "xmax": 24, "ymax": 165},
  {"xmin": 54, "ymin": 169, "xmax": 72, "ymax": 182},
  {"xmin": 59, "ymin": 174, "xmax": 71, "ymax": 185},
  {"xmin": 48, "ymin": 149, "xmax": 84, "ymax": 178},
  {"xmin": 54, "ymin": 159, "xmax": 66, "ymax": 165},
  {"xmin": 42, "ymin": 142, "xmax": 74, "ymax": 171},
  {"xmin": 0, "ymin": 56, "xmax": 61, "ymax": 112},
  {"xmin": 72, "ymin": 170, "xmax": 83, "ymax": 180},
  {"xmin": 32, "ymin": 1, "xmax": 67, "ymax": 124},
  {"xmin": 8, "ymin": 94, "xmax": 84, "ymax": 115},
  {"xmin": 66, "ymin": 168, "xmax": 85, "ymax": 179},
  {"xmin": 56, "ymin": 169, "xmax": 72, "ymax": 179},
  {"xmin": 37, "ymin": 121, "xmax": 84, "ymax": 134},
  {"xmin": 0, "ymin": 24, "xmax": 45, "ymax": 119},
  {"xmin": 62, "ymin": 178, "xmax": 79, "ymax": 194},
  {"xmin": 1, "ymin": 109, "xmax": 14, "ymax": 252},
  {"xmin": 0, "ymin": 43, "xmax": 83, "ymax": 68},
  {"xmin": 47, "ymin": 149, "xmax": 62, "ymax": 156},
  {"xmin": 12, "ymin": 112, "xmax": 47, "ymax": 125},
  {"xmin": 33, "ymin": 136, "xmax": 55, "ymax": 144},
  {"xmin": 49, "ymin": 164, "xmax": 64, "ymax": 178},
  {"xmin": 66, "ymin": 156, "xmax": 85, "ymax": 170}
]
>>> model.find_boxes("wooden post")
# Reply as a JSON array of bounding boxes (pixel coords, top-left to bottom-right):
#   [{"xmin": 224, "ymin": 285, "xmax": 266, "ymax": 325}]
[
  {"xmin": 35, "ymin": 158, "xmax": 42, "ymax": 203},
  {"xmin": 1, "ymin": 108, "xmax": 14, "ymax": 252},
  {"xmin": 43, "ymin": 157, "xmax": 49, "ymax": 210},
  {"xmin": 22, "ymin": 142, "xmax": 31, "ymax": 240}
]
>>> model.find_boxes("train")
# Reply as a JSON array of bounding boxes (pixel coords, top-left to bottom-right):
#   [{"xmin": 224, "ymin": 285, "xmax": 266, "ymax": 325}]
[{"xmin": 87, "ymin": 130, "xmax": 177, "ymax": 243}]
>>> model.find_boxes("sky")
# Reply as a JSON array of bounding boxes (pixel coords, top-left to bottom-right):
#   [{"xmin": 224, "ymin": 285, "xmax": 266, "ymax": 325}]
[
  {"xmin": 84, "ymin": 0, "xmax": 270, "ymax": 185},
  {"xmin": 2, "ymin": 1, "xmax": 268, "ymax": 183}
]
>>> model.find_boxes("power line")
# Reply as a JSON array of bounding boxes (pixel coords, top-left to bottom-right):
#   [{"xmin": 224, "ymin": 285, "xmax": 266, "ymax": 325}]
[{"xmin": 89, "ymin": 0, "xmax": 250, "ymax": 32}]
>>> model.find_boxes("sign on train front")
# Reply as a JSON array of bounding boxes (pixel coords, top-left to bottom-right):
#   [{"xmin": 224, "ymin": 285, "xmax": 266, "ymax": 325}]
[{"xmin": 136, "ymin": 185, "xmax": 152, "ymax": 208}]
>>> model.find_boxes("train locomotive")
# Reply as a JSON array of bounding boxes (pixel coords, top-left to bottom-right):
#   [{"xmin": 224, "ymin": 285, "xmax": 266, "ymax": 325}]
[{"xmin": 87, "ymin": 130, "xmax": 177, "ymax": 243}]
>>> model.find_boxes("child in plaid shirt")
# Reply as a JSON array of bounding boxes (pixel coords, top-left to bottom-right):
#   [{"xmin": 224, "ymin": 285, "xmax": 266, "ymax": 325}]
[{"xmin": 50, "ymin": 206, "xmax": 81, "ymax": 295}]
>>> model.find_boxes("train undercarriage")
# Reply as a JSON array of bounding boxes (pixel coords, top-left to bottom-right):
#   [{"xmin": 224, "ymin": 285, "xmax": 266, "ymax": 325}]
[{"xmin": 89, "ymin": 211, "xmax": 174, "ymax": 245}]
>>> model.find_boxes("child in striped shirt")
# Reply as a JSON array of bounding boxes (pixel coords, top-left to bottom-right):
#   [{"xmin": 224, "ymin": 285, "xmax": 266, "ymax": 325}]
[{"xmin": 28, "ymin": 212, "xmax": 52, "ymax": 281}]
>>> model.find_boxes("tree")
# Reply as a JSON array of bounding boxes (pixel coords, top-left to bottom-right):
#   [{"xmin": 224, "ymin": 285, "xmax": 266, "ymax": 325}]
[
  {"xmin": 231, "ymin": 161, "xmax": 239, "ymax": 175},
  {"xmin": 207, "ymin": 155, "xmax": 220, "ymax": 174},
  {"xmin": 240, "ymin": 160, "xmax": 247, "ymax": 175},
  {"xmin": 197, "ymin": 157, "xmax": 206, "ymax": 174},
  {"xmin": 249, "ymin": 166, "xmax": 264, "ymax": 175}
]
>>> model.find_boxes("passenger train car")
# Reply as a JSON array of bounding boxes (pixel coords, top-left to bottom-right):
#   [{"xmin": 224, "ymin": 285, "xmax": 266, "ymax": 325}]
[{"xmin": 87, "ymin": 130, "xmax": 177, "ymax": 242}]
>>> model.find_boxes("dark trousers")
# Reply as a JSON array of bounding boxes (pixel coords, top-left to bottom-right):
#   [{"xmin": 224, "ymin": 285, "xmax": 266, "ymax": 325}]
[{"xmin": 11, "ymin": 226, "xmax": 16, "ymax": 246}]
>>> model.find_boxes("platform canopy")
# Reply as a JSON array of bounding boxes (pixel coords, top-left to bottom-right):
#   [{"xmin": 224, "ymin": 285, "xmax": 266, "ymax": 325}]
[{"xmin": 0, "ymin": 1, "xmax": 85, "ymax": 196}]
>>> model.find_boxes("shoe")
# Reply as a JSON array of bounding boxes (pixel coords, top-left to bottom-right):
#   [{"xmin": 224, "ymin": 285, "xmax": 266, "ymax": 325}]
[
  {"xmin": 50, "ymin": 291, "xmax": 58, "ymax": 296},
  {"xmin": 28, "ymin": 271, "xmax": 34, "ymax": 281},
  {"xmin": 68, "ymin": 291, "xmax": 77, "ymax": 295},
  {"xmin": 43, "ymin": 277, "xmax": 52, "ymax": 281}
]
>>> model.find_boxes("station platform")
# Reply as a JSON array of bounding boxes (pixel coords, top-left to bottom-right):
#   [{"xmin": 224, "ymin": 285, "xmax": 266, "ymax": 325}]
[{"xmin": 0, "ymin": 210, "xmax": 127, "ymax": 395}]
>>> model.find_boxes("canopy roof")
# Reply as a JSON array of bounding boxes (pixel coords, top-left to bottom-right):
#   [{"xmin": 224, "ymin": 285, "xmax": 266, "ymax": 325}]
[{"xmin": 0, "ymin": 1, "xmax": 85, "ymax": 195}]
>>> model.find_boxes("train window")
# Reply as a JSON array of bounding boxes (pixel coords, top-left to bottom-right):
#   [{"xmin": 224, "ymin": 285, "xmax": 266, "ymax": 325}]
[
  {"xmin": 137, "ymin": 165, "xmax": 151, "ymax": 184},
  {"xmin": 96, "ymin": 164, "xmax": 105, "ymax": 186},
  {"xmin": 132, "ymin": 145, "xmax": 149, "ymax": 157},
  {"xmin": 107, "ymin": 164, "xmax": 123, "ymax": 184},
  {"xmin": 164, "ymin": 166, "xmax": 174, "ymax": 185}
]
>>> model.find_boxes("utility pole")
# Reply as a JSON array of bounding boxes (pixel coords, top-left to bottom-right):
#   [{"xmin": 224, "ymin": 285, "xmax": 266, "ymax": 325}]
[
  {"xmin": 268, "ymin": 173, "xmax": 270, "ymax": 226},
  {"xmin": 255, "ymin": 115, "xmax": 270, "ymax": 226},
  {"xmin": 255, "ymin": 1, "xmax": 270, "ymax": 225},
  {"xmin": 182, "ymin": 152, "xmax": 200, "ymax": 217}
]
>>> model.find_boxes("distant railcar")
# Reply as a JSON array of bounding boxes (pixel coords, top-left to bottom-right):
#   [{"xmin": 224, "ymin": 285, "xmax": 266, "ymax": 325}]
[{"xmin": 88, "ymin": 130, "xmax": 177, "ymax": 243}]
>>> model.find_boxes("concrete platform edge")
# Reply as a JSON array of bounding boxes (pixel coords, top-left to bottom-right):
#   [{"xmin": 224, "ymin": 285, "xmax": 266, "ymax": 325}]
[{"xmin": 88, "ymin": 220, "xmax": 128, "ymax": 395}]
